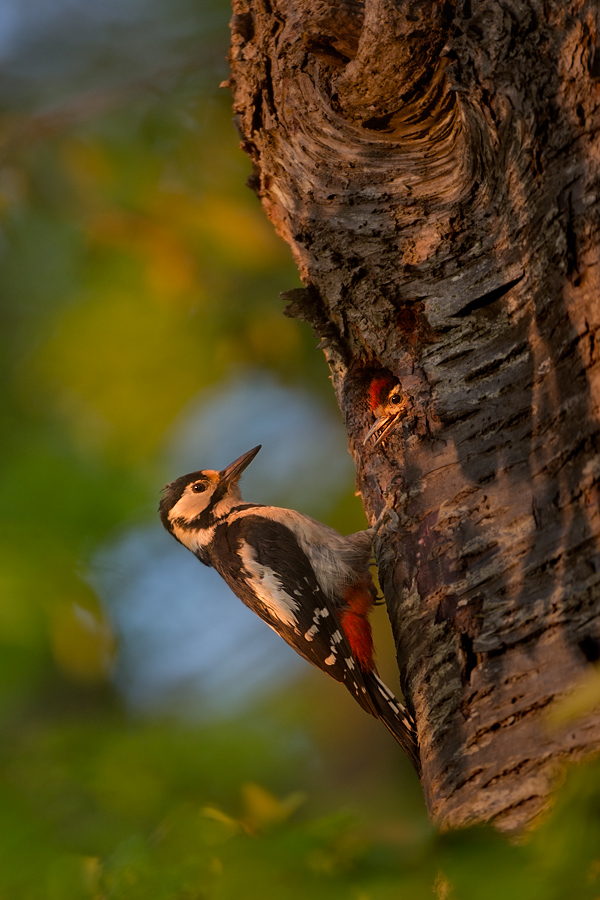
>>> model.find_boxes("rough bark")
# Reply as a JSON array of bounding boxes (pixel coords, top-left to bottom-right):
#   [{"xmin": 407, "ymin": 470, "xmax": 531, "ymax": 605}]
[{"xmin": 227, "ymin": 0, "xmax": 600, "ymax": 830}]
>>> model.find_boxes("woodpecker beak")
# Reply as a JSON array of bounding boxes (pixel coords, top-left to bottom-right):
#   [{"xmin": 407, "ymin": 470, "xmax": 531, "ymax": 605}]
[
  {"xmin": 220, "ymin": 445, "xmax": 262, "ymax": 485},
  {"xmin": 364, "ymin": 413, "xmax": 401, "ymax": 448}
]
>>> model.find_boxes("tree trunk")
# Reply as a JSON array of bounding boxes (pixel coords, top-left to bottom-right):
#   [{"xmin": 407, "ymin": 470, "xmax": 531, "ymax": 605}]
[{"xmin": 226, "ymin": 0, "xmax": 600, "ymax": 830}]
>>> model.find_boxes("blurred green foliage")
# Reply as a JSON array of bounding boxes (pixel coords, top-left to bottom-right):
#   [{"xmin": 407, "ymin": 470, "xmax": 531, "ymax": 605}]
[{"xmin": 1, "ymin": 2, "xmax": 600, "ymax": 898}]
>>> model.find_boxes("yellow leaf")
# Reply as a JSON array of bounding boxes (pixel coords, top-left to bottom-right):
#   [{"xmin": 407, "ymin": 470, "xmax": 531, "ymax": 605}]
[{"xmin": 240, "ymin": 782, "xmax": 305, "ymax": 833}]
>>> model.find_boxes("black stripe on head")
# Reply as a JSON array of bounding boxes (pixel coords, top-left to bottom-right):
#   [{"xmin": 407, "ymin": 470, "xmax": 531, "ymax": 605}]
[
  {"xmin": 204, "ymin": 478, "xmax": 231, "ymax": 516},
  {"xmin": 184, "ymin": 479, "xmax": 251, "ymax": 529},
  {"xmin": 158, "ymin": 471, "xmax": 206, "ymax": 533}
]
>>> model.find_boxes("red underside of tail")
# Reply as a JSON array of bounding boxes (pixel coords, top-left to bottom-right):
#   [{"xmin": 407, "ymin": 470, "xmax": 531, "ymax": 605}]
[{"xmin": 340, "ymin": 586, "xmax": 375, "ymax": 672}]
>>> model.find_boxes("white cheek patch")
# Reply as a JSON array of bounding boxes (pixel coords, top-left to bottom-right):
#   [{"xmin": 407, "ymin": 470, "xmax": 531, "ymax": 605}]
[
  {"xmin": 169, "ymin": 488, "xmax": 212, "ymax": 522},
  {"xmin": 240, "ymin": 542, "xmax": 299, "ymax": 628}
]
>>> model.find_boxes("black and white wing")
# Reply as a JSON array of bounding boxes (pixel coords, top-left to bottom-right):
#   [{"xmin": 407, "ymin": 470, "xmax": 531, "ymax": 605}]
[
  {"xmin": 209, "ymin": 513, "xmax": 420, "ymax": 771},
  {"xmin": 212, "ymin": 514, "xmax": 370, "ymax": 700}
]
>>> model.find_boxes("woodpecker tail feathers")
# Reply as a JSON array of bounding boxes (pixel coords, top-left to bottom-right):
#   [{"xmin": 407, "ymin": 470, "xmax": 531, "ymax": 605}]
[{"xmin": 364, "ymin": 672, "xmax": 421, "ymax": 774}]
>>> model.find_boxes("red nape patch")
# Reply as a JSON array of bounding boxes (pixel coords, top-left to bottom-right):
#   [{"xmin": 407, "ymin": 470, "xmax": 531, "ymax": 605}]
[
  {"xmin": 368, "ymin": 374, "xmax": 396, "ymax": 411},
  {"xmin": 340, "ymin": 587, "xmax": 375, "ymax": 672}
]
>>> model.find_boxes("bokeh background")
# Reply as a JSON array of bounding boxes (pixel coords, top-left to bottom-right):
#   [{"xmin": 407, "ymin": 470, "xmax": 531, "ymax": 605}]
[{"xmin": 2, "ymin": 0, "xmax": 600, "ymax": 897}]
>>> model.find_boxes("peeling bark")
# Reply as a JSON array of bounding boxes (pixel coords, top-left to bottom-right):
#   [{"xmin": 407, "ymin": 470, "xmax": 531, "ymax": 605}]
[{"xmin": 227, "ymin": 0, "xmax": 600, "ymax": 830}]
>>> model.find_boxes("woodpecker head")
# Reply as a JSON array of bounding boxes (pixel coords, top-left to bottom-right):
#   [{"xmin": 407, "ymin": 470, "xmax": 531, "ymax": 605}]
[
  {"xmin": 159, "ymin": 445, "xmax": 261, "ymax": 543},
  {"xmin": 364, "ymin": 377, "xmax": 406, "ymax": 447}
]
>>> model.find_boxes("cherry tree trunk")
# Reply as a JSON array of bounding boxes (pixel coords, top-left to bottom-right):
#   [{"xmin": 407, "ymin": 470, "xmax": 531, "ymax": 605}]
[{"xmin": 227, "ymin": 0, "xmax": 600, "ymax": 830}]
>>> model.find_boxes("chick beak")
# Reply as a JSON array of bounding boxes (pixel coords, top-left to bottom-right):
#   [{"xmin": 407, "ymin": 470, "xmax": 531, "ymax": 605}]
[
  {"xmin": 364, "ymin": 412, "xmax": 401, "ymax": 448},
  {"xmin": 220, "ymin": 445, "xmax": 262, "ymax": 485}
]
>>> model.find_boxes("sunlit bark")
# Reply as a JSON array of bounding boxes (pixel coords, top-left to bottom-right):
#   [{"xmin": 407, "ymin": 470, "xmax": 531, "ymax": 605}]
[{"xmin": 227, "ymin": 0, "xmax": 600, "ymax": 829}]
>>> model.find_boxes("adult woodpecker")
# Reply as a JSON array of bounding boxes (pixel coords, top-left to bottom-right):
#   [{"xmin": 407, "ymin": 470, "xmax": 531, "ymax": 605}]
[
  {"xmin": 159, "ymin": 445, "xmax": 420, "ymax": 772},
  {"xmin": 364, "ymin": 375, "xmax": 407, "ymax": 447}
]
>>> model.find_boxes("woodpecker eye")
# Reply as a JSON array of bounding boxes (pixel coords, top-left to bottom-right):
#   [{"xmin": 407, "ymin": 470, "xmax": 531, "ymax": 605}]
[
  {"xmin": 390, "ymin": 394, "xmax": 402, "ymax": 405},
  {"xmin": 192, "ymin": 482, "xmax": 207, "ymax": 493}
]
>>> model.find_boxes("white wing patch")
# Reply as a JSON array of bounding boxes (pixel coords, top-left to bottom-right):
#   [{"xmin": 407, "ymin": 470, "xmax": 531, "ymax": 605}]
[
  {"xmin": 240, "ymin": 541, "xmax": 299, "ymax": 628},
  {"xmin": 228, "ymin": 506, "xmax": 372, "ymax": 602}
]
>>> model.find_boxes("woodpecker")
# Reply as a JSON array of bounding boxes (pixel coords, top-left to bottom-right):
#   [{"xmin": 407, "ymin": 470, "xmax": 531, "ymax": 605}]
[
  {"xmin": 364, "ymin": 376, "xmax": 407, "ymax": 447},
  {"xmin": 159, "ymin": 445, "xmax": 420, "ymax": 772}
]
